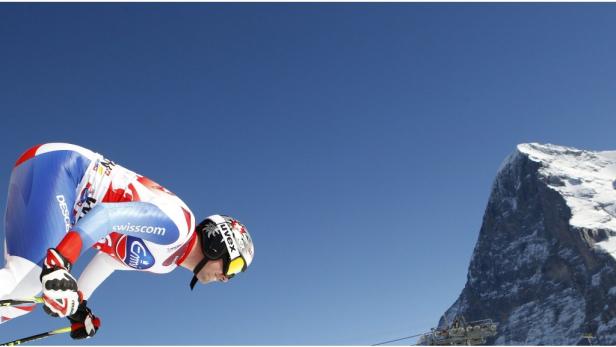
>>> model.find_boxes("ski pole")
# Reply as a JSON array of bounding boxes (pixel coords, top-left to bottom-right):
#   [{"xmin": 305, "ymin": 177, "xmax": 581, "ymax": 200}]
[
  {"xmin": 0, "ymin": 297, "xmax": 43, "ymax": 308},
  {"xmin": 0, "ymin": 326, "xmax": 71, "ymax": 346}
]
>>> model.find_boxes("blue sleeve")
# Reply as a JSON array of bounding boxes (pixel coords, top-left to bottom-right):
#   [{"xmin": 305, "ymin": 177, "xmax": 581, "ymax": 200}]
[{"xmin": 73, "ymin": 202, "xmax": 180, "ymax": 249}]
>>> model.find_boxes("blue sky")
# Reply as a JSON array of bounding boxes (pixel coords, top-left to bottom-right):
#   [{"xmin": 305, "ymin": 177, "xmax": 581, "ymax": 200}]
[{"xmin": 1, "ymin": 3, "xmax": 616, "ymax": 345}]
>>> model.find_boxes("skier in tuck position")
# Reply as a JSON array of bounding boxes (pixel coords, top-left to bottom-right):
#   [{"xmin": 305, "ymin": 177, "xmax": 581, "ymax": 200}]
[{"xmin": 0, "ymin": 143, "xmax": 255, "ymax": 339}]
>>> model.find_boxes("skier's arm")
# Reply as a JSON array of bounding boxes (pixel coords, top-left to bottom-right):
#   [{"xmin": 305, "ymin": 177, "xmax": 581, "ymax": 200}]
[
  {"xmin": 40, "ymin": 202, "xmax": 179, "ymax": 317},
  {"xmin": 77, "ymin": 252, "xmax": 121, "ymax": 300},
  {"xmin": 51, "ymin": 202, "xmax": 181, "ymax": 265}
]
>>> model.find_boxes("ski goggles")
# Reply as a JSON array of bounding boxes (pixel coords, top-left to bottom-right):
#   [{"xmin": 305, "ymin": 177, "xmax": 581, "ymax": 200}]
[{"xmin": 224, "ymin": 255, "xmax": 247, "ymax": 278}]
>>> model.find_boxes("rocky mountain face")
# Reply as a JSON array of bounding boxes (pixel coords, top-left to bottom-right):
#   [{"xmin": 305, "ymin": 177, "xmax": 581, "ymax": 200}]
[{"xmin": 439, "ymin": 143, "xmax": 616, "ymax": 345}]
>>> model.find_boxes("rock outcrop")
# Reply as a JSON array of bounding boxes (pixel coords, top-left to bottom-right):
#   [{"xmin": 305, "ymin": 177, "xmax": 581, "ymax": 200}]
[{"xmin": 440, "ymin": 143, "xmax": 616, "ymax": 345}]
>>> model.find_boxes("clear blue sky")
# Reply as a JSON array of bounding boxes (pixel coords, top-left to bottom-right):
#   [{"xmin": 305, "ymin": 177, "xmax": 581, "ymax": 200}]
[{"xmin": 1, "ymin": 3, "xmax": 616, "ymax": 345}]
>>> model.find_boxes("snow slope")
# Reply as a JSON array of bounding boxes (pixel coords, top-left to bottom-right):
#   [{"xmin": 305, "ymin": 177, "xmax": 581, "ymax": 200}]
[{"xmin": 517, "ymin": 143, "xmax": 616, "ymax": 257}]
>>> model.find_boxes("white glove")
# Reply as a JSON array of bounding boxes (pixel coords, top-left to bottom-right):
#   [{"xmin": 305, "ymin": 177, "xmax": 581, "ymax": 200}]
[{"xmin": 40, "ymin": 248, "xmax": 82, "ymax": 317}]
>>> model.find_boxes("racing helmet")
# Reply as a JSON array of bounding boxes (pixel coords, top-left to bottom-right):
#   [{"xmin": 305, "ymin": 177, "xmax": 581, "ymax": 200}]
[{"xmin": 190, "ymin": 214, "xmax": 254, "ymax": 289}]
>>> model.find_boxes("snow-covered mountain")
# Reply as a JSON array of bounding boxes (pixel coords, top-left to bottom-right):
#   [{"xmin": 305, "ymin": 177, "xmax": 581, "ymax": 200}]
[{"xmin": 439, "ymin": 143, "xmax": 616, "ymax": 345}]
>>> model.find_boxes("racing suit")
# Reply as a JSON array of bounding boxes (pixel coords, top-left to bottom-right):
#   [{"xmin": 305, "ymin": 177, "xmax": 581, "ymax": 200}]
[{"xmin": 0, "ymin": 143, "xmax": 196, "ymax": 323}]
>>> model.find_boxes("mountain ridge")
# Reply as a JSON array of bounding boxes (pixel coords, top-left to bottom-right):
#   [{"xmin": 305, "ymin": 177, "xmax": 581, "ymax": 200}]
[{"xmin": 439, "ymin": 143, "xmax": 616, "ymax": 345}]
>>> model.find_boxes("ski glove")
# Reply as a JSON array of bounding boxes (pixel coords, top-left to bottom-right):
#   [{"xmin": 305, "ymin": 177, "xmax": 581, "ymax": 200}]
[
  {"xmin": 40, "ymin": 248, "xmax": 82, "ymax": 317},
  {"xmin": 68, "ymin": 300, "xmax": 101, "ymax": 340}
]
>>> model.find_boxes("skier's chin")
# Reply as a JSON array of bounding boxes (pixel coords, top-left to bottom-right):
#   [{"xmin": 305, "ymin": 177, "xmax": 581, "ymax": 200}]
[
  {"xmin": 193, "ymin": 259, "xmax": 228, "ymax": 284},
  {"xmin": 198, "ymin": 273, "xmax": 228, "ymax": 284},
  {"xmin": 199, "ymin": 277, "xmax": 217, "ymax": 285}
]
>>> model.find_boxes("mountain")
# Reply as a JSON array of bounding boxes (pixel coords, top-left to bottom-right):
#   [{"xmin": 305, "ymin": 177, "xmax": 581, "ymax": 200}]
[{"xmin": 438, "ymin": 143, "xmax": 616, "ymax": 345}]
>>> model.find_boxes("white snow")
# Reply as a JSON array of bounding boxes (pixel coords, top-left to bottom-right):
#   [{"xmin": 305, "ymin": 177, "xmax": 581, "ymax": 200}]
[{"xmin": 515, "ymin": 143, "xmax": 616, "ymax": 259}]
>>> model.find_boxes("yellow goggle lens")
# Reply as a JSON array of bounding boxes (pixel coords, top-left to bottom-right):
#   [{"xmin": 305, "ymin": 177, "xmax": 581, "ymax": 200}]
[{"xmin": 226, "ymin": 257, "xmax": 245, "ymax": 276}]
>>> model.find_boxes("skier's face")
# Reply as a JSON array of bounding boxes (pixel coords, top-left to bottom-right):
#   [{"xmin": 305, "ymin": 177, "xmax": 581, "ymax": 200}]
[{"xmin": 195, "ymin": 258, "xmax": 229, "ymax": 284}]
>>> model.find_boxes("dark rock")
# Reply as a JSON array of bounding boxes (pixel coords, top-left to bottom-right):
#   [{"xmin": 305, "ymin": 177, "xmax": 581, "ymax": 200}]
[{"xmin": 436, "ymin": 144, "xmax": 616, "ymax": 345}]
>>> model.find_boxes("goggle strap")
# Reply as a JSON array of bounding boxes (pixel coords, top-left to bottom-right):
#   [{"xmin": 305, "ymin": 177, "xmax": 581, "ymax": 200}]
[
  {"xmin": 189, "ymin": 275, "xmax": 199, "ymax": 290},
  {"xmin": 189, "ymin": 257, "xmax": 210, "ymax": 290}
]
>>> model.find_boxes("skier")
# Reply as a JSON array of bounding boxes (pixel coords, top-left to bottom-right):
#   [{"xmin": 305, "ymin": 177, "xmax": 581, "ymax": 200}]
[{"xmin": 0, "ymin": 143, "xmax": 254, "ymax": 339}]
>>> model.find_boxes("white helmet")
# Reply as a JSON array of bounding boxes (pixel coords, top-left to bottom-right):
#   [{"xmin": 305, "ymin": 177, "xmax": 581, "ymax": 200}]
[{"xmin": 189, "ymin": 214, "xmax": 254, "ymax": 289}]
